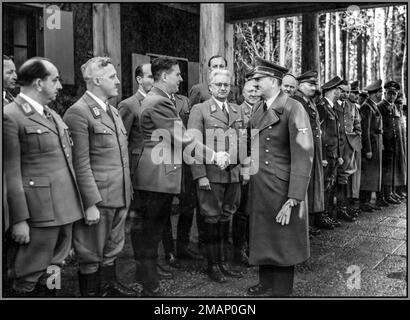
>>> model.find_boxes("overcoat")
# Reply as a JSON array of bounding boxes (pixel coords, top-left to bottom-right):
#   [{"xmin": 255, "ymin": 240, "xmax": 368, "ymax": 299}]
[
  {"xmin": 293, "ymin": 90, "xmax": 324, "ymax": 213},
  {"xmin": 246, "ymin": 91, "xmax": 314, "ymax": 266},
  {"xmin": 4, "ymin": 95, "xmax": 84, "ymax": 228},
  {"xmin": 378, "ymin": 100, "xmax": 406, "ymax": 186},
  {"xmin": 360, "ymin": 98, "xmax": 383, "ymax": 192}
]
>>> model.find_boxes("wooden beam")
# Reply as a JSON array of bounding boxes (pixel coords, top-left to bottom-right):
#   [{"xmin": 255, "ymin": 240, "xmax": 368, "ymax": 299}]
[
  {"xmin": 301, "ymin": 12, "xmax": 319, "ymax": 80},
  {"xmin": 161, "ymin": 3, "xmax": 199, "ymax": 15},
  {"xmin": 93, "ymin": 4, "xmax": 122, "ymax": 100},
  {"xmin": 199, "ymin": 4, "xmax": 225, "ymax": 83}
]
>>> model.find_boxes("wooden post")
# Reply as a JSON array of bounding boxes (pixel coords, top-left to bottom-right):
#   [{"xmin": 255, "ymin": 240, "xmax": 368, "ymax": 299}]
[
  {"xmin": 93, "ymin": 4, "xmax": 122, "ymax": 100},
  {"xmin": 199, "ymin": 4, "xmax": 225, "ymax": 84},
  {"xmin": 301, "ymin": 13, "xmax": 319, "ymax": 79}
]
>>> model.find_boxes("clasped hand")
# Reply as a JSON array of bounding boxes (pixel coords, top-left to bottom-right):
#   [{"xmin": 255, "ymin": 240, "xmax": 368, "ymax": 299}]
[{"xmin": 214, "ymin": 151, "xmax": 230, "ymax": 170}]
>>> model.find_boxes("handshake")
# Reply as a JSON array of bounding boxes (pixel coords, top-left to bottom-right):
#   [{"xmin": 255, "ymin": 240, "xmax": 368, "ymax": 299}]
[{"xmin": 213, "ymin": 151, "xmax": 231, "ymax": 170}]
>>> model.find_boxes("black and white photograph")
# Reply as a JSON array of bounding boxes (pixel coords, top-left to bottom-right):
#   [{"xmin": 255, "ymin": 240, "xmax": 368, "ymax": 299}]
[{"xmin": 1, "ymin": 0, "xmax": 408, "ymax": 303}]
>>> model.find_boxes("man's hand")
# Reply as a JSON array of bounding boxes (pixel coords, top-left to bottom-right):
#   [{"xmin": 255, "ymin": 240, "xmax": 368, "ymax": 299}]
[
  {"xmin": 214, "ymin": 151, "xmax": 230, "ymax": 170},
  {"xmin": 322, "ymin": 160, "xmax": 328, "ymax": 167},
  {"xmin": 337, "ymin": 157, "xmax": 344, "ymax": 165},
  {"xmin": 198, "ymin": 177, "xmax": 211, "ymax": 190},
  {"xmin": 11, "ymin": 220, "xmax": 30, "ymax": 244},
  {"xmin": 366, "ymin": 152, "xmax": 373, "ymax": 159},
  {"xmin": 242, "ymin": 173, "xmax": 250, "ymax": 185},
  {"xmin": 275, "ymin": 198, "xmax": 300, "ymax": 226},
  {"xmin": 85, "ymin": 205, "xmax": 100, "ymax": 225}
]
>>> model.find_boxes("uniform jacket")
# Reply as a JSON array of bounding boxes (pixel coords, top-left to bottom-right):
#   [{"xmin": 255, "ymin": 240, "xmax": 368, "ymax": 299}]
[
  {"xmin": 240, "ymin": 101, "xmax": 253, "ymax": 126},
  {"xmin": 335, "ymin": 100, "xmax": 362, "ymax": 152},
  {"xmin": 117, "ymin": 90, "xmax": 145, "ymax": 179},
  {"xmin": 134, "ymin": 87, "xmax": 214, "ymax": 194},
  {"xmin": 360, "ymin": 98, "xmax": 383, "ymax": 191},
  {"xmin": 188, "ymin": 98, "xmax": 247, "ymax": 184},
  {"xmin": 317, "ymin": 97, "xmax": 341, "ymax": 160},
  {"xmin": 189, "ymin": 83, "xmax": 238, "ymax": 107},
  {"xmin": 246, "ymin": 91, "xmax": 314, "ymax": 266},
  {"xmin": 3, "ymin": 95, "xmax": 84, "ymax": 228},
  {"xmin": 293, "ymin": 90, "xmax": 324, "ymax": 213},
  {"xmin": 63, "ymin": 92, "xmax": 132, "ymax": 209}
]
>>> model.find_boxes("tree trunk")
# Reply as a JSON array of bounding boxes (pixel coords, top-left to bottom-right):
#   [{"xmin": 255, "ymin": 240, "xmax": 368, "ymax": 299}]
[
  {"xmin": 402, "ymin": 10, "xmax": 407, "ymax": 99},
  {"xmin": 330, "ymin": 13, "xmax": 336, "ymax": 77},
  {"xmin": 345, "ymin": 29, "xmax": 349, "ymax": 80},
  {"xmin": 325, "ymin": 13, "xmax": 330, "ymax": 81},
  {"xmin": 292, "ymin": 16, "xmax": 298, "ymax": 74},
  {"xmin": 379, "ymin": 8, "xmax": 386, "ymax": 80},
  {"xmin": 279, "ymin": 18, "xmax": 286, "ymax": 66},
  {"xmin": 335, "ymin": 12, "xmax": 342, "ymax": 77},
  {"xmin": 369, "ymin": 9, "xmax": 375, "ymax": 80},
  {"xmin": 357, "ymin": 33, "xmax": 363, "ymax": 87}
]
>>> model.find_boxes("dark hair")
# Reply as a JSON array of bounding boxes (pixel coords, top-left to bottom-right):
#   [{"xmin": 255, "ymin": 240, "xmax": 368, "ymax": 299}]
[
  {"xmin": 17, "ymin": 57, "xmax": 51, "ymax": 87},
  {"xmin": 3, "ymin": 55, "xmax": 13, "ymax": 61},
  {"xmin": 134, "ymin": 64, "xmax": 144, "ymax": 79},
  {"xmin": 208, "ymin": 55, "xmax": 227, "ymax": 68},
  {"xmin": 151, "ymin": 57, "xmax": 179, "ymax": 82}
]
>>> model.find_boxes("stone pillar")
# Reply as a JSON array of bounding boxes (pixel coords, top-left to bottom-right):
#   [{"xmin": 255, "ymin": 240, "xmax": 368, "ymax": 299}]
[
  {"xmin": 199, "ymin": 4, "xmax": 225, "ymax": 83},
  {"xmin": 301, "ymin": 12, "xmax": 319, "ymax": 82},
  {"xmin": 93, "ymin": 4, "xmax": 122, "ymax": 100}
]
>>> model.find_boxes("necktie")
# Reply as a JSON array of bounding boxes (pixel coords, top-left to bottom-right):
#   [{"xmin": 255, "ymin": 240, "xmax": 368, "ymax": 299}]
[
  {"xmin": 170, "ymin": 94, "xmax": 176, "ymax": 107},
  {"xmin": 105, "ymin": 102, "xmax": 115, "ymax": 121},
  {"xmin": 263, "ymin": 101, "xmax": 268, "ymax": 111},
  {"xmin": 222, "ymin": 103, "xmax": 229, "ymax": 119}
]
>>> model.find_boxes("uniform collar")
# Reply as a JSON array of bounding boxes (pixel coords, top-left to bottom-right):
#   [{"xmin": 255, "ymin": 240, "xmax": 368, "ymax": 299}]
[
  {"xmin": 86, "ymin": 90, "xmax": 107, "ymax": 112},
  {"xmin": 138, "ymin": 88, "xmax": 147, "ymax": 98},
  {"xmin": 325, "ymin": 97, "xmax": 334, "ymax": 108},
  {"xmin": 19, "ymin": 92, "xmax": 45, "ymax": 116},
  {"xmin": 212, "ymin": 97, "xmax": 228, "ymax": 113},
  {"xmin": 265, "ymin": 90, "xmax": 280, "ymax": 110}
]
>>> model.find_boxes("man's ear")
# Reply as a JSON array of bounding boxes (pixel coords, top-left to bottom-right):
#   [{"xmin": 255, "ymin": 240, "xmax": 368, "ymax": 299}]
[
  {"xmin": 34, "ymin": 78, "xmax": 42, "ymax": 92},
  {"xmin": 93, "ymin": 76, "xmax": 100, "ymax": 87},
  {"xmin": 136, "ymin": 76, "xmax": 142, "ymax": 86}
]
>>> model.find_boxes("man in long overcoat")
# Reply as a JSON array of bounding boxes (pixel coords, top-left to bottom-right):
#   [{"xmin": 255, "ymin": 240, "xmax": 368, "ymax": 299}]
[
  {"xmin": 246, "ymin": 57, "xmax": 314, "ymax": 296},
  {"xmin": 359, "ymin": 80, "xmax": 384, "ymax": 211},
  {"xmin": 293, "ymin": 71, "xmax": 334, "ymax": 231}
]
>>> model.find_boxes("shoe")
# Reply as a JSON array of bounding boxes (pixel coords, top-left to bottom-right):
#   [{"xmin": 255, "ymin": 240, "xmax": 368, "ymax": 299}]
[
  {"xmin": 141, "ymin": 286, "xmax": 162, "ymax": 297},
  {"xmin": 78, "ymin": 271, "xmax": 101, "ymax": 297},
  {"xmin": 337, "ymin": 207, "xmax": 357, "ymax": 222},
  {"xmin": 207, "ymin": 264, "xmax": 227, "ymax": 283},
  {"xmin": 176, "ymin": 246, "xmax": 204, "ymax": 260},
  {"xmin": 392, "ymin": 192, "xmax": 404, "ymax": 201},
  {"xmin": 369, "ymin": 203, "xmax": 381, "ymax": 211},
  {"xmin": 218, "ymin": 221, "xmax": 243, "ymax": 278},
  {"xmin": 360, "ymin": 203, "xmax": 375, "ymax": 212},
  {"xmin": 314, "ymin": 213, "xmax": 334, "ymax": 230},
  {"xmin": 346, "ymin": 207, "xmax": 359, "ymax": 218},
  {"xmin": 100, "ymin": 263, "xmax": 139, "ymax": 297},
  {"xmin": 375, "ymin": 198, "xmax": 389, "ymax": 207},
  {"xmin": 247, "ymin": 283, "xmax": 273, "ymax": 296},
  {"xmin": 165, "ymin": 253, "xmax": 181, "ymax": 269},
  {"xmin": 234, "ymin": 247, "xmax": 251, "ymax": 267},
  {"xmin": 309, "ymin": 226, "xmax": 322, "ymax": 236},
  {"xmin": 396, "ymin": 190, "xmax": 407, "ymax": 198},
  {"xmin": 156, "ymin": 264, "xmax": 174, "ymax": 280},
  {"xmin": 386, "ymin": 194, "xmax": 401, "ymax": 204}
]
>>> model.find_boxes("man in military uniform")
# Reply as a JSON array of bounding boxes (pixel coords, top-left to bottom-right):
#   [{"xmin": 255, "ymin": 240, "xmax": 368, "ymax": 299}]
[
  {"xmin": 293, "ymin": 71, "xmax": 334, "ymax": 232},
  {"xmin": 317, "ymin": 76, "xmax": 352, "ymax": 225},
  {"xmin": 3, "ymin": 55, "xmax": 17, "ymax": 106},
  {"xmin": 134, "ymin": 57, "xmax": 229, "ymax": 296},
  {"xmin": 377, "ymin": 81, "xmax": 404, "ymax": 204},
  {"xmin": 232, "ymin": 78, "xmax": 260, "ymax": 267},
  {"xmin": 246, "ymin": 57, "xmax": 313, "ymax": 296},
  {"xmin": 334, "ymin": 80, "xmax": 362, "ymax": 218},
  {"xmin": 358, "ymin": 91, "xmax": 368, "ymax": 106},
  {"xmin": 281, "ymin": 73, "xmax": 298, "ymax": 96},
  {"xmin": 64, "ymin": 57, "xmax": 137, "ymax": 297},
  {"xmin": 394, "ymin": 93, "xmax": 407, "ymax": 199},
  {"xmin": 359, "ymin": 80, "xmax": 384, "ymax": 211},
  {"xmin": 4, "ymin": 57, "xmax": 84, "ymax": 296},
  {"xmin": 188, "ymin": 69, "xmax": 246, "ymax": 283},
  {"xmin": 347, "ymin": 81, "xmax": 363, "ymax": 213}
]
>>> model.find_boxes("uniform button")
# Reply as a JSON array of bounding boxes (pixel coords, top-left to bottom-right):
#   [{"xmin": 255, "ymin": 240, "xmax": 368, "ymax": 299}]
[
  {"xmin": 251, "ymin": 147, "xmax": 254, "ymax": 151},
  {"xmin": 316, "ymin": 135, "xmax": 319, "ymax": 138},
  {"xmin": 269, "ymin": 126, "xmax": 272, "ymax": 129},
  {"xmin": 37, "ymin": 129, "xmax": 42, "ymax": 134},
  {"xmin": 174, "ymin": 166, "xmax": 177, "ymax": 169},
  {"xmin": 103, "ymin": 130, "xmax": 107, "ymax": 133},
  {"xmin": 265, "ymin": 161, "xmax": 269, "ymax": 165},
  {"xmin": 63, "ymin": 144, "xmax": 66, "ymax": 148},
  {"xmin": 66, "ymin": 154, "xmax": 70, "ymax": 157},
  {"xmin": 29, "ymin": 180, "xmax": 34, "ymax": 186},
  {"xmin": 265, "ymin": 149, "xmax": 269, "ymax": 153},
  {"xmin": 251, "ymin": 159, "xmax": 254, "ymax": 162},
  {"xmin": 266, "ymin": 137, "xmax": 270, "ymax": 141}
]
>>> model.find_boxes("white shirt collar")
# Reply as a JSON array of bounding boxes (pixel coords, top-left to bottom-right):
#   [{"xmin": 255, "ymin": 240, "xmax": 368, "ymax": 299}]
[
  {"xmin": 86, "ymin": 90, "xmax": 107, "ymax": 112},
  {"xmin": 265, "ymin": 91, "xmax": 280, "ymax": 111},
  {"xmin": 19, "ymin": 93, "xmax": 45, "ymax": 116},
  {"xmin": 325, "ymin": 97, "xmax": 334, "ymax": 108},
  {"xmin": 138, "ymin": 89, "xmax": 147, "ymax": 98},
  {"xmin": 244, "ymin": 101, "xmax": 254, "ymax": 110},
  {"xmin": 213, "ymin": 97, "xmax": 228, "ymax": 113}
]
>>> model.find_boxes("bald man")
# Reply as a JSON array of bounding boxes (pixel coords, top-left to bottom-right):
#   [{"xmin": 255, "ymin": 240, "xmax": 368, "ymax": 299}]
[{"xmin": 281, "ymin": 74, "xmax": 298, "ymax": 96}]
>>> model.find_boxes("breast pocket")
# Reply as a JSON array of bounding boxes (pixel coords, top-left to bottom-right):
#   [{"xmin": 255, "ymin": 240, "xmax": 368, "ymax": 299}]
[
  {"xmin": 92, "ymin": 125, "xmax": 116, "ymax": 148},
  {"xmin": 24, "ymin": 126, "xmax": 57, "ymax": 153}
]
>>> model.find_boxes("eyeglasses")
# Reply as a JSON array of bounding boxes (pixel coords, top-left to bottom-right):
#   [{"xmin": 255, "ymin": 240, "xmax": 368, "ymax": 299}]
[{"xmin": 211, "ymin": 82, "xmax": 231, "ymax": 88}]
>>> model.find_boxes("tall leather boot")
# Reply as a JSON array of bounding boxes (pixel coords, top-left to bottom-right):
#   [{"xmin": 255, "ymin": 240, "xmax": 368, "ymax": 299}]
[
  {"xmin": 218, "ymin": 221, "xmax": 243, "ymax": 278},
  {"xmin": 100, "ymin": 261, "xmax": 139, "ymax": 297},
  {"xmin": 336, "ymin": 184, "xmax": 356, "ymax": 222},
  {"xmin": 232, "ymin": 214, "xmax": 250, "ymax": 267},
  {"xmin": 176, "ymin": 206, "xmax": 204, "ymax": 260},
  {"xmin": 78, "ymin": 270, "xmax": 101, "ymax": 297},
  {"xmin": 130, "ymin": 223, "xmax": 144, "ymax": 284},
  {"xmin": 205, "ymin": 222, "xmax": 226, "ymax": 283},
  {"xmin": 162, "ymin": 217, "xmax": 180, "ymax": 269}
]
